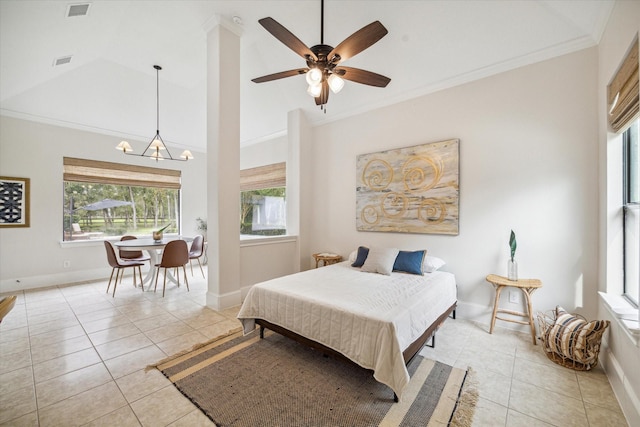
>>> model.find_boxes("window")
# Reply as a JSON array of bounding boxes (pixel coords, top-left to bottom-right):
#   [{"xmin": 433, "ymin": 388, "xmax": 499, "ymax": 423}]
[
  {"xmin": 63, "ymin": 157, "xmax": 181, "ymax": 241},
  {"xmin": 623, "ymin": 119, "xmax": 639, "ymax": 305},
  {"xmin": 608, "ymin": 36, "xmax": 639, "ymax": 306},
  {"xmin": 240, "ymin": 162, "xmax": 286, "ymax": 237}
]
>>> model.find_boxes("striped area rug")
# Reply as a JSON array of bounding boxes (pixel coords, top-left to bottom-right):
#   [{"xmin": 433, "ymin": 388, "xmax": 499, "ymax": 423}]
[{"xmin": 154, "ymin": 331, "xmax": 477, "ymax": 427}]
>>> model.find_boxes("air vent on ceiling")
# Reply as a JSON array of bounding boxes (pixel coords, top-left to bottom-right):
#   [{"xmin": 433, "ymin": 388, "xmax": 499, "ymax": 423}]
[
  {"xmin": 66, "ymin": 3, "xmax": 91, "ymax": 17},
  {"xmin": 53, "ymin": 56, "xmax": 73, "ymax": 67}
]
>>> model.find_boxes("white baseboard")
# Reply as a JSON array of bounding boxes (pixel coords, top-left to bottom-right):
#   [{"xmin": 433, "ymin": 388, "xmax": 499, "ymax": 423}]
[
  {"xmin": 454, "ymin": 300, "xmax": 492, "ymax": 322},
  {"xmin": 206, "ymin": 289, "xmax": 242, "ymax": 310},
  {"xmin": 0, "ymin": 268, "xmax": 110, "ymax": 293},
  {"xmin": 1, "ymin": 267, "xmax": 243, "ymax": 312},
  {"xmin": 602, "ymin": 346, "xmax": 640, "ymax": 426},
  {"xmin": 454, "ymin": 300, "xmax": 535, "ymax": 334}
]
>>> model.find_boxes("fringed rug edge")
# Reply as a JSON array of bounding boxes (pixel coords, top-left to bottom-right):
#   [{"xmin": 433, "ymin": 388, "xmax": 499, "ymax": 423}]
[{"xmin": 449, "ymin": 367, "xmax": 478, "ymax": 427}]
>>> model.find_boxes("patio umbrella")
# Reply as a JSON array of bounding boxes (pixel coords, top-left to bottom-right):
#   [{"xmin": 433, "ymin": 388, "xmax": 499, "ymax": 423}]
[{"xmin": 78, "ymin": 199, "xmax": 133, "ymax": 211}]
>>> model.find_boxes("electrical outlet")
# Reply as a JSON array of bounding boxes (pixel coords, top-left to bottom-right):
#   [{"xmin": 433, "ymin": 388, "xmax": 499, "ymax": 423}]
[
  {"xmin": 63, "ymin": 260, "xmax": 71, "ymax": 268},
  {"xmin": 509, "ymin": 290, "xmax": 520, "ymax": 303}
]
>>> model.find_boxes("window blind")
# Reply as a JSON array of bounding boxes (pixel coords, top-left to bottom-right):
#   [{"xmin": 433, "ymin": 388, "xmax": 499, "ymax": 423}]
[
  {"xmin": 608, "ymin": 37, "xmax": 639, "ymax": 133},
  {"xmin": 240, "ymin": 162, "xmax": 286, "ymax": 191},
  {"xmin": 63, "ymin": 157, "xmax": 181, "ymax": 189}
]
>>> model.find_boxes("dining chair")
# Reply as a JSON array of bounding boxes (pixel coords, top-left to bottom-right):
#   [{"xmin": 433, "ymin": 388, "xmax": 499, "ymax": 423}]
[
  {"xmin": 154, "ymin": 239, "xmax": 190, "ymax": 297},
  {"xmin": 104, "ymin": 241, "xmax": 145, "ymax": 297},
  {"xmin": 119, "ymin": 235, "xmax": 151, "ymax": 265},
  {"xmin": 0, "ymin": 295, "xmax": 17, "ymax": 323},
  {"xmin": 188, "ymin": 234, "xmax": 205, "ymax": 278}
]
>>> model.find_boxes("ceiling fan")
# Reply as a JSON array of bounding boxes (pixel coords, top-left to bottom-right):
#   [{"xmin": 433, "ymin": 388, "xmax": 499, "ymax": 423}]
[{"xmin": 252, "ymin": 0, "xmax": 391, "ymax": 111}]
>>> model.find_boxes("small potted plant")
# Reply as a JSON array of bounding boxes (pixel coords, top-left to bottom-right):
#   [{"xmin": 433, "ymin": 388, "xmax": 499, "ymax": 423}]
[
  {"xmin": 196, "ymin": 217, "xmax": 208, "ymax": 265},
  {"xmin": 508, "ymin": 229, "xmax": 518, "ymax": 280},
  {"xmin": 152, "ymin": 223, "xmax": 171, "ymax": 242},
  {"xmin": 196, "ymin": 217, "xmax": 207, "ymax": 241}
]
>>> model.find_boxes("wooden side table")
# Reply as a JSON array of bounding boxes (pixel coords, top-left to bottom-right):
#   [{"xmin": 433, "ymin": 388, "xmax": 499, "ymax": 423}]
[
  {"xmin": 485, "ymin": 274, "xmax": 542, "ymax": 345},
  {"xmin": 313, "ymin": 253, "xmax": 342, "ymax": 268}
]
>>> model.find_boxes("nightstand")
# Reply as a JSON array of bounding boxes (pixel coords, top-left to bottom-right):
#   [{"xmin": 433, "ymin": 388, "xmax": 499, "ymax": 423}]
[
  {"xmin": 313, "ymin": 253, "xmax": 342, "ymax": 268},
  {"xmin": 486, "ymin": 274, "xmax": 542, "ymax": 345}
]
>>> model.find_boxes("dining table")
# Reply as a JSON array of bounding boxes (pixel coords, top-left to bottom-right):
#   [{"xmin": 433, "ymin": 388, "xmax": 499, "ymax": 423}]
[{"xmin": 113, "ymin": 236, "xmax": 193, "ymax": 287}]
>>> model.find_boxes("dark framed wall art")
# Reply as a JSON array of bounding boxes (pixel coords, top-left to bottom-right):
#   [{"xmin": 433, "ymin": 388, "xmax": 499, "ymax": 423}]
[{"xmin": 0, "ymin": 176, "xmax": 30, "ymax": 228}]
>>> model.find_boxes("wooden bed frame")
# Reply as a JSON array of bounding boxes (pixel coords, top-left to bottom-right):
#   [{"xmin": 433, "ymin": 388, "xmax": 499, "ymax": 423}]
[{"xmin": 256, "ymin": 301, "xmax": 457, "ymax": 401}]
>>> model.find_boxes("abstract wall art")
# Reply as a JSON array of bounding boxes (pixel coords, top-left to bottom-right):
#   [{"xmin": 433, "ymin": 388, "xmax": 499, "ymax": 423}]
[
  {"xmin": 356, "ymin": 139, "xmax": 459, "ymax": 235},
  {"xmin": 0, "ymin": 176, "xmax": 30, "ymax": 228}
]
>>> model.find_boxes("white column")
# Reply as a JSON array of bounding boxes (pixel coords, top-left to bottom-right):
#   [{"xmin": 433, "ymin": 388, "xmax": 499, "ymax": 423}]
[
  {"xmin": 287, "ymin": 109, "xmax": 313, "ymax": 271},
  {"xmin": 204, "ymin": 16, "xmax": 242, "ymax": 310}
]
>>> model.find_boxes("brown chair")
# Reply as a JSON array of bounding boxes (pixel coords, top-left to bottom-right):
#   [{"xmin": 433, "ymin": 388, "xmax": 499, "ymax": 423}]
[
  {"xmin": 119, "ymin": 235, "xmax": 151, "ymax": 264},
  {"xmin": 0, "ymin": 295, "xmax": 17, "ymax": 323},
  {"xmin": 188, "ymin": 235, "xmax": 205, "ymax": 278},
  {"xmin": 104, "ymin": 241, "xmax": 144, "ymax": 297},
  {"xmin": 154, "ymin": 240, "xmax": 190, "ymax": 297}
]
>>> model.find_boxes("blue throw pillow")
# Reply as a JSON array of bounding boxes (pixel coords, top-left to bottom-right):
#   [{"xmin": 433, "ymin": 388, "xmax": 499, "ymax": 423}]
[
  {"xmin": 351, "ymin": 246, "xmax": 369, "ymax": 267},
  {"xmin": 393, "ymin": 250, "xmax": 427, "ymax": 275}
]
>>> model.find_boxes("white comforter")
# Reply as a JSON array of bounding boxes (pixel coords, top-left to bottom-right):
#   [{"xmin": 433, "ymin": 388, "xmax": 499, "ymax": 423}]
[{"xmin": 237, "ymin": 262, "xmax": 457, "ymax": 398}]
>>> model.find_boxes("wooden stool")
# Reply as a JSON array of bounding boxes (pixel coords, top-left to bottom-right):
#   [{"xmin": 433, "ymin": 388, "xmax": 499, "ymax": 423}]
[
  {"xmin": 486, "ymin": 274, "xmax": 542, "ymax": 345},
  {"xmin": 313, "ymin": 253, "xmax": 342, "ymax": 268}
]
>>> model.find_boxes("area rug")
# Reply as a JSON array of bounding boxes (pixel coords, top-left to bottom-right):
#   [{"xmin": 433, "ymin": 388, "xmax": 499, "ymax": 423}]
[{"xmin": 152, "ymin": 331, "xmax": 477, "ymax": 427}]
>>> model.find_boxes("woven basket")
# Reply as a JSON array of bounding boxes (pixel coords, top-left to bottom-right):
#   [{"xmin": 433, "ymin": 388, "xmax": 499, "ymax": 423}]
[{"xmin": 537, "ymin": 309, "xmax": 609, "ymax": 371}]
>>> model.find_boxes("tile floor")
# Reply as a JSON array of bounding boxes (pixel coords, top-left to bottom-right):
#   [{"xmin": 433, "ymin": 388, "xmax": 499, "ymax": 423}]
[
  {"xmin": 0, "ymin": 267, "xmax": 629, "ymax": 426},
  {"xmin": 420, "ymin": 316, "xmax": 629, "ymax": 426}
]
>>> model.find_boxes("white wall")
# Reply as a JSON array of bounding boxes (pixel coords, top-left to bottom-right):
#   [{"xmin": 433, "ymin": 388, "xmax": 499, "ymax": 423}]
[
  {"xmin": 240, "ymin": 136, "xmax": 287, "ymax": 170},
  {"xmin": 238, "ymin": 128, "xmax": 297, "ymax": 299},
  {"xmin": 303, "ymin": 47, "xmax": 600, "ymax": 324},
  {"xmin": 0, "ymin": 116, "xmax": 207, "ymax": 292},
  {"xmin": 597, "ymin": 1, "xmax": 640, "ymax": 425},
  {"xmin": 239, "ymin": 237, "xmax": 298, "ymax": 298}
]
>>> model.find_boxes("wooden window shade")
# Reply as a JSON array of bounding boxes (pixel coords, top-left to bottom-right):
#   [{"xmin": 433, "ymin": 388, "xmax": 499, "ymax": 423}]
[
  {"xmin": 240, "ymin": 162, "xmax": 286, "ymax": 191},
  {"xmin": 608, "ymin": 37, "xmax": 639, "ymax": 133},
  {"xmin": 63, "ymin": 157, "xmax": 181, "ymax": 189}
]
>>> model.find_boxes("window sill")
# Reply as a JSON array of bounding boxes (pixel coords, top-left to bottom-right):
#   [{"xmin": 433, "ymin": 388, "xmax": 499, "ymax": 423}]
[
  {"xmin": 240, "ymin": 235, "xmax": 297, "ymax": 247},
  {"xmin": 60, "ymin": 234, "xmax": 298, "ymax": 248},
  {"xmin": 60, "ymin": 239, "xmax": 105, "ymax": 248},
  {"xmin": 599, "ymin": 292, "xmax": 640, "ymax": 347},
  {"xmin": 59, "ymin": 233, "xmax": 183, "ymax": 248}
]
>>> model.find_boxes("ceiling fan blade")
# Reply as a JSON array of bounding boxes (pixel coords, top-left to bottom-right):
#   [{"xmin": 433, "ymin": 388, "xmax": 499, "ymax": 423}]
[
  {"xmin": 259, "ymin": 17, "xmax": 318, "ymax": 61},
  {"xmin": 315, "ymin": 80, "xmax": 330, "ymax": 105},
  {"xmin": 252, "ymin": 68, "xmax": 308, "ymax": 83},
  {"xmin": 328, "ymin": 21, "xmax": 388, "ymax": 64},
  {"xmin": 335, "ymin": 66, "xmax": 391, "ymax": 87}
]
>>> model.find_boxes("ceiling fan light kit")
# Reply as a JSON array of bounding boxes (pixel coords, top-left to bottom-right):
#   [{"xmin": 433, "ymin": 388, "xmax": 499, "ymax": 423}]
[
  {"xmin": 327, "ymin": 73, "xmax": 345, "ymax": 93},
  {"xmin": 116, "ymin": 65, "xmax": 193, "ymax": 162},
  {"xmin": 252, "ymin": 0, "xmax": 391, "ymax": 111},
  {"xmin": 307, "ymin": 83, "xmax": 322, "ymax": 97}
]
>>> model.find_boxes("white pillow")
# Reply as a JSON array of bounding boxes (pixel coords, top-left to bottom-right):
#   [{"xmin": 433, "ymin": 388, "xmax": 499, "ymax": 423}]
[
  {"xmin": 423, "ymin": 256, "xmax": 446, "ymax": 273},
  {"xmin": 361, "ymin": 247, "xmax": 399, "ymax": 275},
  {"xmin": 348, "ymin": 250, "xmax": 358, "ymax": 263}
]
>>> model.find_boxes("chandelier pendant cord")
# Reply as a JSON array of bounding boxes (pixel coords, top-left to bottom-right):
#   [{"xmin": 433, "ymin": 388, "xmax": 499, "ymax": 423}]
[
  {"xmin": 155, "ymin": 65, "xmax": 161, "ymax": 159},
  {"xmin": 156, "ymin": 65, "xmax": 160, "ymax": 136}
]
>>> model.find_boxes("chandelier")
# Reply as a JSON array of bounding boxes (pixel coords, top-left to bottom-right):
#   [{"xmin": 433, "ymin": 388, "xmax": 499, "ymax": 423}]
[{"xmin": 116, "ymin": 65, "xmax": 193, "ymax": 162}]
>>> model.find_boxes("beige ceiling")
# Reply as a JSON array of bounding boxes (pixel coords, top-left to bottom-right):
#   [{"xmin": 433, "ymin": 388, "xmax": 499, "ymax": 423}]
[{"xmin": 0, "ymin": 0, "xmax": 614, "ymax": 152}]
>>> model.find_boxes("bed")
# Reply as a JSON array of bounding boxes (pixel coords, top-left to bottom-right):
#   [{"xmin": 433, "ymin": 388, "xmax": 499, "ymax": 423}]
[{"xmin": 237, "ymin": 258, "xmax": 457, "ymax": 400}]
